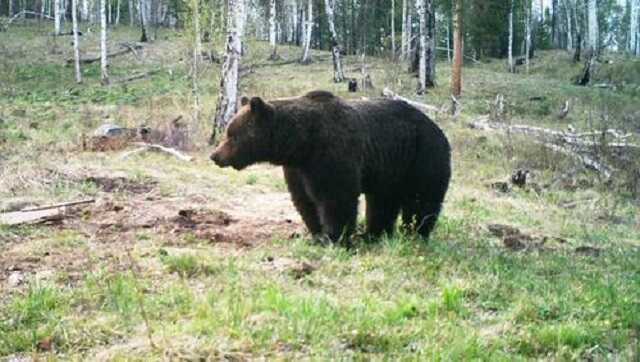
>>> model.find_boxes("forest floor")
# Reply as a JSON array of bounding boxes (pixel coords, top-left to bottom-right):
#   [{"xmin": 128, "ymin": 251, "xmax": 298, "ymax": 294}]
[{"xmin": 1, "ymin": 23, "xmax": 640, "ymax": 360}]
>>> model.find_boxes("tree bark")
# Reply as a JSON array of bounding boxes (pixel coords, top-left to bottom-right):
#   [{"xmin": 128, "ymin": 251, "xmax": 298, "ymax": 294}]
[
  {"xmin": 324, "ymin": 0, "xmax": 344, "ymax": 82},
  {"xmin": 564, "ymin": 0, "xmax": 573, "ymax": 50},
  {"xmin": 401, "ymin": 0, "xmax": 408, "ymax": 60},
  {"xmin": 128, "ymin": 0, "xmax": 133, "ymax": 25},
  {"xmin": 629, "ymin": 0, "xmax": 638, "ymax": 55},
  {"xmin": 508, "ymin": 0, "xmax": 514, "ymax": 72},
  {"xmin": 268, "ymin": 0, "xmax": 278, "ymax": 59},
  {"xmin": 417, "ymin": 0, "xmax": 426, "ymax": 93},
  {"xmin": 451, "ymin": 0, "xmax": 462, "ymax": 97},
  {"xmin": 100, "ymin": 0, "xmax": 108, "ymax": 85},
  {"xmin": 300, "ymin": 0, "xmax": 312, "ymax": 63},
  {"xmin": 212, "ymin": 0, "xmax": 243, "ymax": 139},
  {"xmin": 54, "ymin": 0, "xmax": 61, "ymax": 34},
  {"xmin": 138, "ymin": 0, "xmax": 148, "ymax": 41},
  {"xmin": 391, "ymin": 0, "xmax": 396, "ymax": 58},
  {"xmin": 72, "ymin": 0, "xmax": 82, "ymax": 83},
  {"xmin": 525, "ymin": 1, "xmax": 532, "ymax": 73},
  {"xmin": 586, "ymin": 0, "xmax": 597, "ymax": 55},
  {"xmin": 115, "ymin": 0, "xmax": 120, "ymax": 25}
]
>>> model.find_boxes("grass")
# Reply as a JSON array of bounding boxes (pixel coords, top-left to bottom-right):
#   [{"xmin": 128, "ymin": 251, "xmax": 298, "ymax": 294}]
[{"xmin": 1, "ymin": 21, "xmax": 640, "ymax": 360}]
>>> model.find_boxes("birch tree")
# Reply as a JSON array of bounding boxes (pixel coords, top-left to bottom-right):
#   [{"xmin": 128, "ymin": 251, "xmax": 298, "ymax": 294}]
[
  {"xmin": 586, "ymin": 0, "xmax": 598, "ymax": 54},
  {"xmin": 416, "ymin": 0, "xmax": 426, "ymax": 93},
  {"xmin": 72, "ymin": 0, "xmax": 82, "ymax": 83},
  {"xmin": 451, "ymin": 0, "xmax": 463, "ymax": 97},
  {"xmin": 563, "ymin": 0, "xmax": 573, "ymax": 50},
  {"xmin": 128, "ymin": 0, "xmax": 133, "ymax": 25},
  {"xmin": 101, "ymin": 0, "xmax": 108, "ymax": 85},
  {"xmin": 629, "ymin": 0, "xmax": 638, "ymax": 55},
  {"xmin": 508, "ymin": 0, "xmax": 515, "ymax": 72},
  {"xmin": 300, "ymin": 0, "xmax": 312, "ymax": 63},
  {"xmin": 212, "ymin": 0, "xmax": 244, "ymax": 138},
  {"xmin": 525, "ymin": 1, "xmax": 532, "ymax": 73},
  {"xmin": 401, "ymin": 0, "xmax": 408, "ymax": 60},
  {"xmin": 54, "ymin": 0, "xmax": 61, "ymax": 34},
  {"xmin": 324, "ymin": 0, "xmax": 344, "ymax": 82},
  {"xmin": 268, "ymin": 0, "xmax": 278, "ymax": 59},
  {"xmin": 139, "ymin": 0, "xmax": 148, "ymax": 41},
  {"xmin": 391, "ymin": 0, "xmax": 395, "ymax": 58},
  {"xmin": 81, "ymin": 0, "xmax": 88, "ymax": 20}
]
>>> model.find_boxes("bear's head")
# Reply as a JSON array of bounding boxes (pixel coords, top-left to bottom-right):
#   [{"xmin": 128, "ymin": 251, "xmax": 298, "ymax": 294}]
[{"xmin": 210, "ymin": 96, "xmax": 275, "ymax": 170}]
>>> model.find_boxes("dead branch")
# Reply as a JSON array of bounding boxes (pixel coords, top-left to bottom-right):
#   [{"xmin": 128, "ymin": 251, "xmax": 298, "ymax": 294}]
[
  {"xmin": 122, "ymin": 143, "xmax": 193, "ymax": 162},
  {"xmin": 539, "ymin": 142, "xmax": 612, "ymax": 178},
  {"xmin": 382, "ymin": 88, "xmax": 439, "ymax": 114}
]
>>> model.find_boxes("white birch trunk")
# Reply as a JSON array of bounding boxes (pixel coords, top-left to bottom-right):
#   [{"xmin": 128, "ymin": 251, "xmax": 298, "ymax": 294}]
[
  {"xmin": 9, "ymin": 0, "xmax": 14, "ymax": 16},
  {"xmin": 586, "ymin": 0, "xmax": 597, "ymax": 54},
  {"xmin": 193, "ymin": 0, "xmax": 201, "ymax": 60},
  {"xmin": 301, "ymin": 0, "xmax": 312, "ymax": 62},
  {"xmin": 416, "ymin": 0, "xmax": 426, "ymax": 93},
  {"xmin": 54, "ymin": 0, "xmax": 61, "ymax": 34},
  {"xmin": 100, "ymin": 0, "xmax": 108, "ymax": 84},
  {"xmin": 525, "ymin": 3, "xmax": 531, "ymax": 73},
  {"xmin": 629, "ymin": 0, "xmax": 638, "ymax": 54},
  {"xmin": 269, "ymin": 0, "xmax": 277, "ymax": 57},
  {"xmin": 115, "ymin": 0, "xmax": 120, "ymax": 24},
  {"xmin": 324, "ymin": 0, "xmax": 344, "ymax": 82},
  {"xmin": 138, "ymin": 0, "xmax": 148, "ymax": 41},
  {"xmin": 72, "ymin": 0, "xmax": 82, "ymax": 83},
  {"xmin": 401, "ymin": 0, "xmax": 407, "ymax": 60},
  {"xmin": 81, "ymin": 0, "xmax": 87, "ymax": 20},
  {"xmin": 508, "ymin": 0, "xmax": 514, "ymax": 72},
  {"xmin": 391, "ymin": 0, "xmax": 396, "ymax": 58},
  {"xmin": 292, "ymin": 0, "xmax": 298, "ymax": 44},
  {"xmin": 41, "ymin": 0, "xmax": 46, "ymax": 20},
  {"xmin": 212, "ymin": 0, "xmax": 243, "ymax": 133},
  {"xmin": 128, "ymin": 0, "xmax": 133, "ymax": 25},
  {"xmin": 564, "ymin": 0, "xmax": 572, "ymax": 50},
  {"xmin": 107, "ymin": 0, "xmax": 111, "ymax": 25}
]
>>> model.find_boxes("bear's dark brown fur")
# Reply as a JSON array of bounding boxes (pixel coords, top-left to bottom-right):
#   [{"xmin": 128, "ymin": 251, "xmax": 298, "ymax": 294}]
[{"xmin": 210, "ymin": 90, "xmax": 451, "ymax": 243}]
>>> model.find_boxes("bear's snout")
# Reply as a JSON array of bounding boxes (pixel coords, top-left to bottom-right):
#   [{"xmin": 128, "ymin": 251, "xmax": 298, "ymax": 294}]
[{"xmin": 210, "ymin": 150, "xmax": 227, "ymax": 167}]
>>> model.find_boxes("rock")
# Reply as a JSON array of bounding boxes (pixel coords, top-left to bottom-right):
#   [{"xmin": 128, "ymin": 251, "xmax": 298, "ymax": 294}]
[{"xmin": 7, "ymin": 271, "xmax": 25, "ymax": 287}]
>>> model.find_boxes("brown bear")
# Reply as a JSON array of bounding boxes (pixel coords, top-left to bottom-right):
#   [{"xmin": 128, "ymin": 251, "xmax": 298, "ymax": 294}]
[{"xmin": 210, "ymin": 90, "xmax": 451, "ymax": 243}]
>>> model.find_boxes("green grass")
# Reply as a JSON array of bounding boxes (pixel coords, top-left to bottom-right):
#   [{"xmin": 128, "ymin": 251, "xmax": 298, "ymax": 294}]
[{"xmin": 1, "ymin": 23, "xmax": 639, "ymax": 360}]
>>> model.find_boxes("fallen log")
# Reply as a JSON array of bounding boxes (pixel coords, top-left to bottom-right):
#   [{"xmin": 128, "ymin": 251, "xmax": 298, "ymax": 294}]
[
  {"xmin": 382, "ymin": 88, "xmax": 439, "ymax": 114},
  {"xmin": 469, "ymin": 117, "xmax": 640, "ymax": 179},
  {"xmin": 0, "ymin": 199, "xmax": 94, "ymax": 226},
  {"xmin": 111, "ymin": 69, "xmax": 161, "ymax": 84},
  {"xmin": 66, "ymin": 43, "xmax": 143, "ymax": 65}
]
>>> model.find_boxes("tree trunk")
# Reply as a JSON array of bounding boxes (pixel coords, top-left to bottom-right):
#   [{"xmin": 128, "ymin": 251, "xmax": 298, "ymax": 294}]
[
  {"xmin": 292, "ymin": 0, "xmax": 298, "ymax": 45},
  {"xmin": 508, "ymin": 0, "xmax": 514, "ymax": 72},
  {"xmin": 401, "ymin": 0, "xmax": 407, "ymax": 60},
  {"xmin": 81, "ymin": 0, "xmax": 87, "ymax": 20},
  {"xmin": 525, "ymin": 2, "xmax": 531, "ymax": 73},
  {"xmin": 72, "ymin": 0, "xmax": 82, "ymax": 83},
  {"xmin": 212, "ymin": 0, "xmax": 243, "ymax": 139},
  {"xmin": 107, "ymin": 0, "xmax": 111, "ymax": 25},
  {"xmin": 268, "ymin": 0, "xmax": 278, "ymax": 59},
  {"xmin": 128, "ymin": 0, "xmax": 133, "ymax": 25},
  {"xmin": 451, "ymin": 0, "xmax": 462, "ymax": 97},
  {"xmin": 193, "ymin": 0, "xmax": 200, "ymax": 60},
  {"xmin": 300, "ymin": 0, "xmax": 312, "ymax": 62},
  {"xmin": 54, "ymin": 0, "xmax": 61, "ymax": 34},
  {"xmin": 115, "ymin": 0, "xmax": 119, "ymax": 25},
  {"xmin": 324, "ymin": 0, "xmax": 344, "ymax": 82},
  {"xmin": 416, "ymin": 0, "xmax": 426, "ymax": 93},
  {"xmin": 391, "ymin": 0, "xmax": 395, "ymax": 58},
  {"xmin": 563, "ymin": 0, "xmax": 573, "ymax": 50},
  {"xmin": 100, "ymin": 0, "xmax": 108, "ymax": 85},
  {"xmin": 586, "ymin": 0, "xmax": 597, "ymax": 55},
  {"xmin": 138, "ymin": 0, "xmax": 147, "ymax": 41},
  {"xmin": 629, "ymin": 0, "xmax": 638, "ymax": 54}
]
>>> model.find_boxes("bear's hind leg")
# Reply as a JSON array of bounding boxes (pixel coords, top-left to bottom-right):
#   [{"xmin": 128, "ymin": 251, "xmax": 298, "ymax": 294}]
[
  {"xmin": 401, "ymin": 196, "xmax": 442, "ymax": 239},
  {"xmin": 284, "ymin": 167, "xmax": 322, "ymax": 235},
  {"xmin": 317, "ymin": 196, "xmax": 359, "ymax": 243},
  {"xmin": 365, "ymin": 194, "xmax": 401, "ymax": 238}
]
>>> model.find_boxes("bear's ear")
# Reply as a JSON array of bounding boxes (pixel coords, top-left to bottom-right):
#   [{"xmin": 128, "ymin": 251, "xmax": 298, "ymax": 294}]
[
  {"xmin": 240, "ymin": 96, "xmax": 250, "ymax": 107},
  {"xmin": 249, "ymin": 97, "xmax": 273, "ymax": 117}
]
